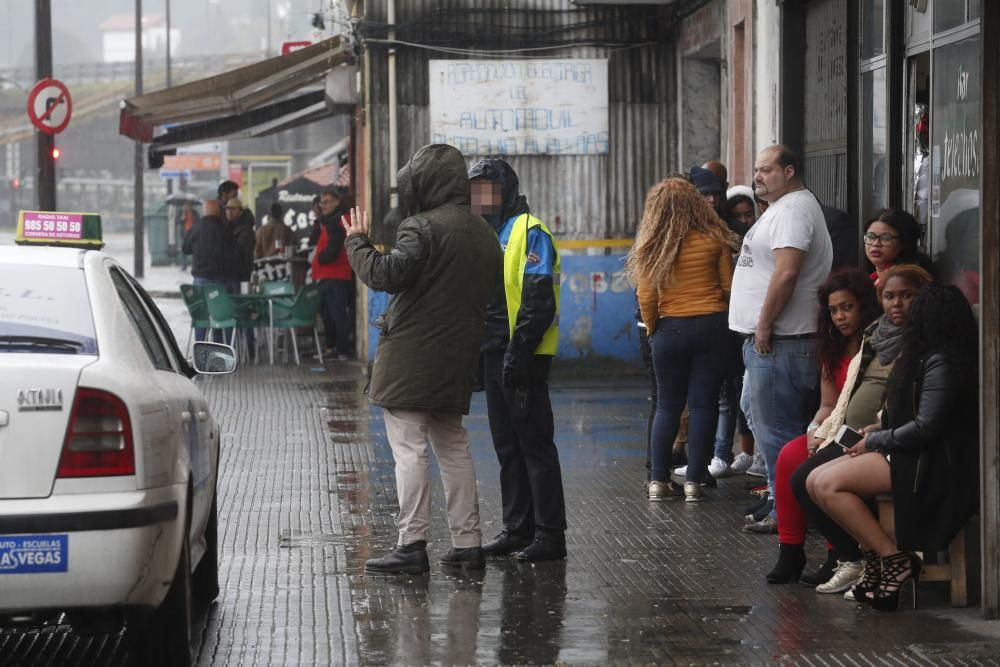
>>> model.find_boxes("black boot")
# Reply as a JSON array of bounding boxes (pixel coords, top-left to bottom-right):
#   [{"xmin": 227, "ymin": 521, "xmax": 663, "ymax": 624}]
[
  {"xmin": 440, "ymin": 546, "xmax": 486, "ymax": 570},
  {"xmin": 766, "ymin": 543, "xmax": 807, "ymax": 584},
  {"xmin": 800, "ymin": 549, "xmax": 838, "ymax": 587},
  {"xmin": 482, "ymin": 530, "xmax": 533, "ymax": 556},
  {"xmin": 364, "ymin": 541, "xmax": 430, "ymax": 574},
  {"xmin": 515, "ymin": 533, "xmax": 567, "ymax": 563}
]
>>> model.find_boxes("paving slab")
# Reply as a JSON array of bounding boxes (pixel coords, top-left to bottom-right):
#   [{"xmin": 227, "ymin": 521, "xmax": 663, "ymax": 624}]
[{"xmin": 3, "ymin": 360, "xmax": 1000, "ymax": 665}]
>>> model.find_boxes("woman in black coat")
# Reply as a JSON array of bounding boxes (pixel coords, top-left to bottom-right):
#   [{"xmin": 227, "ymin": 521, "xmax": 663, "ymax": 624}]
[{"xmin": 805, "ymin": 283, "xmax": 978, "ymax": 611}]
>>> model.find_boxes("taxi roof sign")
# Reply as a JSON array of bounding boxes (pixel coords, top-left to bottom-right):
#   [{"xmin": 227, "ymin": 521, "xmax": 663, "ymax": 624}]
[{"xmin": 15, "ymin": 210, "xmax": 104, "ymax": 250}]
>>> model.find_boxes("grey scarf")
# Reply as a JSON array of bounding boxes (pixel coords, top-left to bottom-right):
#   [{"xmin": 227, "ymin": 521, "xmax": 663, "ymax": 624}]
[{"xmin": 869, "ymin": 315, "xmax": 906, "ymax": 365}]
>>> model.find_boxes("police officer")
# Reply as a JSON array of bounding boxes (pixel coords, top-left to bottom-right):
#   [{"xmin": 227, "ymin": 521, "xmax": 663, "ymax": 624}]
[{"xmin": 469, "ymin": 159, "xmax": 567, "ymax": 562}]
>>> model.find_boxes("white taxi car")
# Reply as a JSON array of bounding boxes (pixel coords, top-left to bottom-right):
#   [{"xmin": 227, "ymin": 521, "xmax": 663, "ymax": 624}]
[{"xmin": 0, "ymin": 212, "xmax": 234, "ymax": 666}]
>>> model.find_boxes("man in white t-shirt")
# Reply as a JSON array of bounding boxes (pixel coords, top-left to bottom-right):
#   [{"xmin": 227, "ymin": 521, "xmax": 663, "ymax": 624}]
[{"xmin": 730, "ymin": 144, "xmax": 833, "ymax": 532}]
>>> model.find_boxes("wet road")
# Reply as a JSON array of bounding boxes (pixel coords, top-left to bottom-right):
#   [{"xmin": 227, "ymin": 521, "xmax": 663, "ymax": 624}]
[{"xmin": 4, "ymin": 362, "xmax": 1000, "ymax": 665}]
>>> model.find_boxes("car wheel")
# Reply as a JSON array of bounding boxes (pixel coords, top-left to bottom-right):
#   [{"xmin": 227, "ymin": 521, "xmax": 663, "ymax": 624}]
[
  {"xmin": 126, "ymin": 529, "xmax": 194, "ymax": 667},
  {"xmin": 193, "ymin": 490, "xmax": 220, "ymax": 606}
]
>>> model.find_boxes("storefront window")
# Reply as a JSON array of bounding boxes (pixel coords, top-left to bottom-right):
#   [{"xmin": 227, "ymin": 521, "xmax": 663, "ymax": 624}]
[
  {"xmin": 930, "ymin": 34, "xmax": 980, "ymax": 304},
  {"xmin": 969, "ymin": 0, "xmax": 981, "ymax": 21},
  {"xmin": 862, "ymin": 0, "xmax": 885, "ymax": 59},
  {"xmin": 906, "ymin": 53, "xmax": 931, "ymax": 235},
  {"xmin": 934, "ymin": 0, "xmax": 970, "ymax": 33},
  {"xmin": 861, "ymin": 68, "xmax": 888, "ymax": 217}
]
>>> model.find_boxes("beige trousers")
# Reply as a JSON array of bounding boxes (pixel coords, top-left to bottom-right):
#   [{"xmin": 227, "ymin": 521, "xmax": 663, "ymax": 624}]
[{"xmin": 382, "ymin": 408, "xmax": 482, "ymax": 548}]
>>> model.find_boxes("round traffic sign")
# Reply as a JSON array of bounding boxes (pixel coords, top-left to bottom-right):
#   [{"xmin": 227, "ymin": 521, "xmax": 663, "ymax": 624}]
[{"xmin": 26, "ymin": 78, "xmax": 73, "ymax": 135}]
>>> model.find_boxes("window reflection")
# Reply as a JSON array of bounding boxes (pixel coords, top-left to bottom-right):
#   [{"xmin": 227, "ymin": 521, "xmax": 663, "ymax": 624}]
[
  {"xmin": 861, "ymin": 68, "xmax": 888, "ymax": 217},
  {"xmin": 862, "ymin": 0, "xmax": 885, "ymax": 59},
  {"xmin": 931, "ymin": 35, "xmax": 980, "ymax": 304},
  {"xmin": 934, "ymin": 0, "xmax": 969, "ymax": 33}
]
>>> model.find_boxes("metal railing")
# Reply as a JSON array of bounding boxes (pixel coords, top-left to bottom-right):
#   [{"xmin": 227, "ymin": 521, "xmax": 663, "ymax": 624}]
[{"xmin": 0, "ymin": 52, "xmax": 267, "ymax": 87}]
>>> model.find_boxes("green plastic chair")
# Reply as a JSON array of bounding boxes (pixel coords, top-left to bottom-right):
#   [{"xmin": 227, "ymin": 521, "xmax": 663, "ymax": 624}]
[
  {"xmin": 179, "ymin": 283, "xmax": 211, "ymax": 356},
  {"xmin": 270, "ymin": 283, "xmax": 323, "ymax": 365},
  {"xmin": 203, "ymin": 285, "xmax": 239, "ymax": 349},
  {"xmin": 262, "ymin": 280, "xmax": 295, "ymax": 297}
]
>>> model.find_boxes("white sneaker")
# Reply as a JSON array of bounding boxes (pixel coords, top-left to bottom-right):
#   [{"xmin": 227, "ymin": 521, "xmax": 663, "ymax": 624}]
[
  {"xmin": 673, "ymin": 464, "xmax": 688, "ymax": 477},
  {"xmin": 815, "ymin": 560, "xmax": 864, "ymax": 594},
  {"xmin": 745, "ymin": 453, "xmax": 767, "ymax": 478},
  {"xmin": 730, "ymin": 452, "xmax": 754, "ymax": 474},
  {"xmin": 708, "ymin": 456, "xmax": 731, "ymax": 478}
]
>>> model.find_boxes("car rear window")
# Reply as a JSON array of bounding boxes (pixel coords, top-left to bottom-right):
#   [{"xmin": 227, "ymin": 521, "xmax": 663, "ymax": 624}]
[{"xmin": 0, "ymin": 265, "xmax": 98, "ymax": 354}]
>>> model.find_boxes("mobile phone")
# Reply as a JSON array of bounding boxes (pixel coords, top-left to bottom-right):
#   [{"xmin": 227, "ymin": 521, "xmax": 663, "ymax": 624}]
[{"xmin": 835, "ymin": 424, "xmax": 863, "ymax": 449}]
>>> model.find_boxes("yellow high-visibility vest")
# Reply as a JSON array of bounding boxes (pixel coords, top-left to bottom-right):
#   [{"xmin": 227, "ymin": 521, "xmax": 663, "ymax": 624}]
[{"xmin": 503, "ymin": 214, "xmax": 560, "ymax": 355}]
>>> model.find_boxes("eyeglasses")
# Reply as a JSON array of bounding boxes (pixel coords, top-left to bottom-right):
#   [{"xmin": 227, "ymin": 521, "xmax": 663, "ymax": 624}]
[{"xmin": 863, "ymin": 232, "xmax": 899, "ymax": 245}]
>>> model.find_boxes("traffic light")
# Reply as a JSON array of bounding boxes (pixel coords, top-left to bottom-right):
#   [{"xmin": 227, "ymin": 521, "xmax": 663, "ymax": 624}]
[
  {"xmin": 51, "ymin": 147, "xmax": 60, "ymax": 160},
  {"xmin": 10, "ymin": 177, "xmax": 20, "ymax": 190}
]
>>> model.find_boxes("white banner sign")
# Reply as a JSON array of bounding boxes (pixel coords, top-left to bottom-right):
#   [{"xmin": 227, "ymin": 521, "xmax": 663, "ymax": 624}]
[{"xmin": 429, "ymin": 59, "xmax": 609, "ymax": 156}]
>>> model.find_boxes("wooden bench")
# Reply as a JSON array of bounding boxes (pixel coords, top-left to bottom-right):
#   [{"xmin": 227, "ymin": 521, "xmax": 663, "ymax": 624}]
[{"xmin": 875, "ymin": 494, "xmax": 968, "ymax": 607}]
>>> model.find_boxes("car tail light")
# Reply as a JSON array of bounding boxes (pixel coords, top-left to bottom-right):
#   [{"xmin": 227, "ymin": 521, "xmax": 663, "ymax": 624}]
[{"xmin": 57, "ymin": 388, "xmax": 135, "ymax": 478}]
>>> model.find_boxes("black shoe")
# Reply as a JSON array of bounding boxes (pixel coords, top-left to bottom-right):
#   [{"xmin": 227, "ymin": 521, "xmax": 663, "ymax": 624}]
[
  {"xmin": 482, "ymin": 530, "xmax": 533, "ymax": 556},
  {"xmin": 766, "ymin": 543, "xmax": 807, "ymax": 584},
  {"xmin": 800, "ymin": 549, "xmax": 838, "ymax": 587},
  {"xmin": 750, "ymin": 499, "xmax": 774, "ymax": 524},
  {"xmin": 744, "ymin": 492, "xmax": 771, "ymax": 517},
  {"xmin": 515, "ymin": 534, "xmax": 567, "ymax": 563},
  {"xmin": 364, "ymin": 541, "xmax": 430, "ymax": 574},
  {"xmin": 440, "ymin": 546, "xmax": 486, "ymax": 571},
  {"xmin": 700, "ymin": 474, "xmax": 718, "ymax": 488}
]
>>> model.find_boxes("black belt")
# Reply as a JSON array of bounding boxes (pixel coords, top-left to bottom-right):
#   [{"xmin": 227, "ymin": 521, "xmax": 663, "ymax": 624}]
[{"xmin": 742, "ymin": 332, "xmax": 815, "ymax": 341}]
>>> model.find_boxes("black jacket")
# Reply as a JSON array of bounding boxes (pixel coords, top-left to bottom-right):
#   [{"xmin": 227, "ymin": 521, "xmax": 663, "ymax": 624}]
[
  {"xmin": 346, "ymin": 144, "xmax": 503, "ymax": 414},
  {"xmin": 231, "ymin": 218, "xmax": 256, "ymax": 281},
  {"xmin": 866, "ymin": 352, "xmax": 979, "ymax": 551},
  {"xmin": 821, "ymin": 204, "xmax": 860, "ymax": 269},
  {"xmin": 183, "ymin": 215, "xmax": 233, "ymax": 281},
  {"xmin": 469, "ymin": 159, "xmax": 556, "ymax": 370}
]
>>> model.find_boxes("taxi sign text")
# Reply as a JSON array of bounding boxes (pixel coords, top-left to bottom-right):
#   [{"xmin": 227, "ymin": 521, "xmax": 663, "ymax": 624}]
[
  {"xmin": 21, "ymin": 212, "xmax": 84, "ymax": 241},
  {"xmin": 0, "ymin": 535, "xmax": 68, "ymax": 574}
]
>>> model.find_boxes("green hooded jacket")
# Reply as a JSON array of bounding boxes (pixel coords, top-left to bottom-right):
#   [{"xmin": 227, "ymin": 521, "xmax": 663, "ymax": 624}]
[{"xmin": 346, "ymin": 144, "xmax": 503, "ymax": 414}]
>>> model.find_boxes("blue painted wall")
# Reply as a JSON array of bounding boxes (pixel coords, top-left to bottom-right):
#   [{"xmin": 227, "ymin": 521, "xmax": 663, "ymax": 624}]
[{"xmin": 366, "ymin": 254, "xmax": 640, "ymax": 363}]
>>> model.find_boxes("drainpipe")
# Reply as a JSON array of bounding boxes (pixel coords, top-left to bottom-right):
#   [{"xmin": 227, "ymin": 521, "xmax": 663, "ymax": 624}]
[{"xmin": 387, "ymin": 0, "xmax": 398, "ymax": 209}]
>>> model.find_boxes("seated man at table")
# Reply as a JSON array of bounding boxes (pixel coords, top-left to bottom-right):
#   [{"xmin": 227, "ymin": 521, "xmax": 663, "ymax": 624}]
[{"xmin": 256, "ymin": 202, "xmax": 297, "ymax": 259}]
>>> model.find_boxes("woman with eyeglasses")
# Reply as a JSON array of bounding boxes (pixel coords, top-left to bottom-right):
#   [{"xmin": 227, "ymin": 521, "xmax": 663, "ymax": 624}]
[{"xmin": 863, "ymin": 209, "xmax": 935, "ymax": 287}]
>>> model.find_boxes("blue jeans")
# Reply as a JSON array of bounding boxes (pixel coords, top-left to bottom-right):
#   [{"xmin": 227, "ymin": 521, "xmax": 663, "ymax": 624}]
[
  {"xmin": 649, "ymin": 312, "xmax": 732, "ymax": 483},
  {"xmin": 741, "ymin": 337, "xmax": 819, "ymax": 504},
  {"xmin": 713, "ymin": 336, "xmax": 747, "ymax": 462}
]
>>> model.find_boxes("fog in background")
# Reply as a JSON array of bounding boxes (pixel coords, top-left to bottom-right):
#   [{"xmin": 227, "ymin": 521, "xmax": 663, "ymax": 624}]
[{"xmin": 0, "ymin": 0, "xmax": 331, "ymax": 69}]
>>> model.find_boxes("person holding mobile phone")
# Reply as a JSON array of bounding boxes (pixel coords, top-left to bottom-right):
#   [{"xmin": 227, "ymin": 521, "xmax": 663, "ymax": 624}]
[
  {"xmin": 786, "ymin": 264, "xmax": 932, "ymax": 598},
  {"xmin": 758, "ymin": 269, "xmax": 878, "ymax": 584},
  {"xmin": 805, "ymin": 284, "xmax": 978, "ymax": 611}
]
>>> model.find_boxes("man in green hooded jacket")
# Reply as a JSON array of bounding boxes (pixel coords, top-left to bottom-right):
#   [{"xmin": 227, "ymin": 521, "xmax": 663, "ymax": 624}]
[{"xmin": 344, "ymin": 144, "xmax": 503, "ymax": 574}]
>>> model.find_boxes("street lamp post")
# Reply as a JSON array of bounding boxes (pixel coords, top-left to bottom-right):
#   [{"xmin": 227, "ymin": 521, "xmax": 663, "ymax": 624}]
[
  {"xmin": 133, "ymin": 0, "xmax": 144, "ymax": 278},
  {"xmin": 34, "ymin": 0, "xmax": 55, "ymax": 211}
]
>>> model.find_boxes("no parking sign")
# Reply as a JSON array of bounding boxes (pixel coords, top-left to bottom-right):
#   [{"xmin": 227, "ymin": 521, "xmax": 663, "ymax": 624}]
[{"xmin": 26, "ymin": 78, "xmax": 72, "ymax": 135}]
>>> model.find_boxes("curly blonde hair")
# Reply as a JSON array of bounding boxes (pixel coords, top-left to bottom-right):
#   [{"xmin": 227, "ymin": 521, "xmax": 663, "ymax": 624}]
[{"xmin": 625, "ymin": 177, "xmax": 739, "ymax": 285}]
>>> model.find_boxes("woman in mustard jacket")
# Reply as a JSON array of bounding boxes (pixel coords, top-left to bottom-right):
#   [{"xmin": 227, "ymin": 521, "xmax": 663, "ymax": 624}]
[{"xmin": 627, "ymin": 178, "xmax": 741, "ymax": 502}]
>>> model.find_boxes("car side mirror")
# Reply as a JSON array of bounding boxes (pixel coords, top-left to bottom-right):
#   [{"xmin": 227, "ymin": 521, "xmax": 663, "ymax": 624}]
[{"xmin": 192, "ymin": 342, "xmax": 238, "ymax": 375}]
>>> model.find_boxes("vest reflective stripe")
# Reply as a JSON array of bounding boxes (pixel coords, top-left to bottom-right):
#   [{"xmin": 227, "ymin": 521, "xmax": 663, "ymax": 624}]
[{"xmin": 503, "ymin": 214, "xmax": 560, "ymax": 355}]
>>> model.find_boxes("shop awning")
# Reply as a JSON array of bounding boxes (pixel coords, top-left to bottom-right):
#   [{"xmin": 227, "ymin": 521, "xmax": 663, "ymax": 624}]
[
  {"xmin": 147, "ymin": 89, "xmax": 329, "ymax": 152},
  {"xmin": 119, "ymin": 36, "xmax": 351, "ymax": 142}
]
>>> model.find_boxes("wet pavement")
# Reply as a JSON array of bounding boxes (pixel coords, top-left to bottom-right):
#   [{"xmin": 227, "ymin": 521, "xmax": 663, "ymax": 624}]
[{"xmin": 4, "ymin": 361, "xmax": 1000, "ymax": 665}]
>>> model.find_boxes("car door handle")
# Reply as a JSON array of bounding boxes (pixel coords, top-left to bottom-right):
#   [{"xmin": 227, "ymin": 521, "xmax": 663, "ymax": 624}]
[
  {"xmin": 181, "ymin": 411, "xmax": 192, "ymax": 423},
  {"xmin": 197, "ymin": 411, "xmax": 208, "ymax": 421}
]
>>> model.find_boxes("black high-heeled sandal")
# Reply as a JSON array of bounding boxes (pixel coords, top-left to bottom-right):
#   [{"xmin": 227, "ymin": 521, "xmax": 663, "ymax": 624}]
[
  {"xmin": 846, "ymin": 549, "xmax": 879, "ymax": 601},
  {"xmin": 869, "ymin": 551, "xmax": 922, "ymax": 611}
]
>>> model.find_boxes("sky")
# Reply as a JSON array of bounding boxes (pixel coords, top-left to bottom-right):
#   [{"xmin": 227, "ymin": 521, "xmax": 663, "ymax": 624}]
[{"xmin": 0, "ymin": 0, "xmax": 331, "ymax": 70}]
